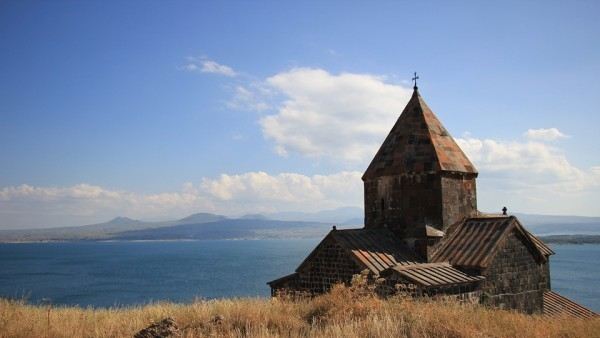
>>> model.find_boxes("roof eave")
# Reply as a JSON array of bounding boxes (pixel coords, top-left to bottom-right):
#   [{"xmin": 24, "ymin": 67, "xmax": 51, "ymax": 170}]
[{"xmin": 267, "ymin": 272, "xmax": 299, "ymax": 287}]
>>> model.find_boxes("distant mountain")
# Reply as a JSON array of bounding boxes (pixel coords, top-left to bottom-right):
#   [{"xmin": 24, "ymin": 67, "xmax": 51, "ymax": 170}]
[
  {"xmin": 105, "ymin": 216, "xmax": 141, "ymax": 226},
  {"xmin": 0, "ymin": 216, "xmax": 159, "ymax": 242},
  {"xmin": 0, "ymin": 212, "xmax": 228, "ymax": 242},
  {"xmin": 514, "ymin": 213, "xmax": 600, "ymax": 225},
  {"xmin": 177, "ymin": 213, "xmax": 227, "ymax": 224},
  {"xmin": 539, "ymin": 234, "xmax": 600, "ymax": 244},
  {"xmin": 309, "ymin": 209, "xmax": 600, "ymax": 233},
  {"xmin": 513, "ymin": 213, "xmax": 600, "ymax": 235},
  {"xmin": 113, "ymin": 219, "xmax": 332, "ymax": 240},
  {"xmin": 1, "ymin": 208, "xmax": 599, "ymax": 242},
  {"xmin": 0, "ymin": 210, "xmax": 341, "ymax": 242},
  {"xmin": 239, "ymin": 214, "xmax": 270, "ymax": 220},
  {"xmin": 267, "ymin": 207, "xmax": 363, "ymax": 224},
  {"xmin": 272, "ymin": 209, "xmax": 600, "ymax": 233},
  {"xmin": 341, "ymin": 217, "xmax": 364, "ymax": 226}
]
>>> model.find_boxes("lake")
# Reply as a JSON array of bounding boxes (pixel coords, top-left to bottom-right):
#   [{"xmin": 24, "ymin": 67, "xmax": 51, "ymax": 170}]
[{"xmin": 0, "ymin": 240, "xmax": 598, "ymax": 311}]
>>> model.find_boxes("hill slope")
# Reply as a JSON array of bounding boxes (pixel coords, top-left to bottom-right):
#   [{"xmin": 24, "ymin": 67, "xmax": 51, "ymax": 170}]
[
  {"xmin": 0, "ymin": 286, "xmax": 597, "ymax": 337},
  {"xmin": 1, "ymin": 208, "xmax": 599, "ymax": 242},
  {"xmin": 0, "ymin": 213, "xmax": 227, "ymax": 242},
  {"xmin": 112, "ymin": 218, "xmax": 332, "ymax": 240}
]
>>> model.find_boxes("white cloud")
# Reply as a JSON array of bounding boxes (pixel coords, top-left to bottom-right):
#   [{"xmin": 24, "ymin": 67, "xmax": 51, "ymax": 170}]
[
  {"xmin": 3, "ymin": 130, "xmax": 599, "ymax": 228},
  {"xmin": 0, "ymin": 184, "xmax": 123, "ymax": 202},
  {"xmin": 0, "ymin": 183, "xmax": 208, "ymax": 225},
  {"xmin": 181, "ymin": 63, "xmax": 199, "ymax": 72},
  {"xmin": 0, "ymin": 171, "xmax": 363, "ymax": 229},
  {"xmin": 200, "ymin": 60, "xmax": 236, "ymax": 77},
  {"xmin": 226, "ymin": 85, "xmax": 270, "ymax": 111},
  {"xmin": 200, "ymin": 171, "xmax": 363, "ymax": 215},
  {"xmin": 181, "ymin": 61, "xmax": 600, "ymax": 216},
  {"xmin": 455, "ymin": 137, "xmax": 583, "ymax": 184},
  {"xmin": 202, "ymin": 171, "xmax": 360, "ymax": 205},
  {"xmin": 455, "ymin": 133, "xmax": 600, "ymax": 215},
  {"xmin": 259, "ymin": 68, "xmax": 412, "ymax": 162},
  {"xmin": 524, "ymin": 128, "xmax": 569, "ymax": 141},
  {"xmin": 181, "ymin": 57, "xmax": 237, "ymax": 77}
]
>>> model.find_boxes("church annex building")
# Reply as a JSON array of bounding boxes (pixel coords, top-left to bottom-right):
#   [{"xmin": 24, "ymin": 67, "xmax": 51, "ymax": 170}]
[{"xmin": 268, "ymin": 83, "xmax": 597, "ymax": 318}]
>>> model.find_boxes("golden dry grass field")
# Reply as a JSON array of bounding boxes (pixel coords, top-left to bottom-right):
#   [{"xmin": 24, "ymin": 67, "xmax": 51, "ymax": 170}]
[{"xmin": 1, "ymin": 284, "xmax": 598, "ymax": 338}]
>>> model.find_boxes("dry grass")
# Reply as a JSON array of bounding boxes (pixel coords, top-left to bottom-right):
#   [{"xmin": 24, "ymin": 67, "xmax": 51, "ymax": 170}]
[{"xmin": 0, "ymin": 284, "xmax": 598, "ymax": 338}]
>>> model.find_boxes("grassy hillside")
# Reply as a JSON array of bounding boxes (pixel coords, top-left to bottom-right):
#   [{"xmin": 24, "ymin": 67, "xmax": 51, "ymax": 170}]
[{"xmin": 1, "ymin": 285, "xmax": 598, "ymax": 338}]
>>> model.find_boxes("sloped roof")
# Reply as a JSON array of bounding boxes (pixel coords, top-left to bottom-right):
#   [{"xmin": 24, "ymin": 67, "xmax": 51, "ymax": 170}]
[
  {"xmin": 297, "ymin": 228, "xmax": 422, "ymax": 275},
  {"xmin": 267, "ymin": 273, "xmax": 299, "ymax": 287},
  {"xmin": 363, "ymin": 89, "xmax": 477, "ymax": 180},
  {"xmin": 543, "ymin": 291, "xmax": 598, "ymax": 319},
  {"xmin": 381, "ymin": 262, "xmax": 485, "ymax": 288},
  {"xmin": 526, "ymin": 229, "xmax": 554, "ymax": 256},
  {"xmin": 473, "ymin": 214, "xmax": 554, "ymax": 256},
  {"xmin": 430, "ymin": 216, "xmax": 550, "ymax": 269}
]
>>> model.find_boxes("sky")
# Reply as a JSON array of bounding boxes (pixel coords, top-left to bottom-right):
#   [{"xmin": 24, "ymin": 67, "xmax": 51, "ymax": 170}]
[{"xmin": 1, "ymin": 1, "xmax": 599, "ymax": 229}]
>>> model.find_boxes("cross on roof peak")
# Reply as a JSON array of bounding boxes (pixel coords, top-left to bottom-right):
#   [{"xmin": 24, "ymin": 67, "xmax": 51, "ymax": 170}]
[{"xmin": 412, "ymin": 72, "xmax": 419, "ymax": 90}]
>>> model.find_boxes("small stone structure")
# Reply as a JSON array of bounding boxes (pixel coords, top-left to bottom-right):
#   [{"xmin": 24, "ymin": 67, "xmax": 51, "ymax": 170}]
[{"xmin": 269, "ymin": 85, "xmax": 597, "ymax": 318}]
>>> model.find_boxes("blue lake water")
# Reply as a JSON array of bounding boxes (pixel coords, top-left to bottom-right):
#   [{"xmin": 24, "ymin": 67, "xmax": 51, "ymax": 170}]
[{"xmin": 0, "ymin": 240, "xmax": 598, "ymax": 311}]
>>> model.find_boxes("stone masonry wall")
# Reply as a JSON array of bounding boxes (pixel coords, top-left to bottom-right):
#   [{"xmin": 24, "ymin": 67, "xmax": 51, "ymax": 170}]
[
  {"xmin": 440, "ymin": 173, "xmax": 477, "ymax": 231},
  {"xmin": 481, "ymin": 231, "xmax": 547, "ymax": 313},
  {"xmin": 364, "ymin": 173, "xmax": 442, "ymax": 239},
  {"xmin": 295, "ymin": 236, "xmax": 363, "ymax": 294},
  {"xmin": 541, "ymin": 260, "xmax": 550, "ymax": 290},
  {"xmin": 375, "ymin": 275, "xmax": 482, "ymax": 304},
  {"xmin": 364, "ymin": 172, "xmax": 477, "ymax": 239}
]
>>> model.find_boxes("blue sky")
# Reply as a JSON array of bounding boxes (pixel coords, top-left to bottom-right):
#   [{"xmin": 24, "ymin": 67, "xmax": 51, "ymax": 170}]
[{"xmin": 1, "ymin": 1, "xmax": 599, "ymax": 228}]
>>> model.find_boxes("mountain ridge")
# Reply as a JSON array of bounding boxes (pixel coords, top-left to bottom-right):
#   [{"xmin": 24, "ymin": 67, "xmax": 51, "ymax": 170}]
[{"xmin": 0, "ymin": 207, "xmax": 599, "ymax": 242}]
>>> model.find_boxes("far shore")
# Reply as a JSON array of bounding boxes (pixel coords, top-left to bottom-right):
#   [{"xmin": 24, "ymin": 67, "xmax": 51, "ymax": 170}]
[
  {"xmin": 2, "ymin": 233, "xmax": 600, "ymax": 244},
  {"xmin": 0, "ymin": 237, "xmax": 325, "ymax": 244}
]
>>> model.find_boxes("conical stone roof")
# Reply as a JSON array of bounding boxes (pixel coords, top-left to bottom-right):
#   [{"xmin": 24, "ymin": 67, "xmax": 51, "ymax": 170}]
[{"xmin": 363, "ymin": 88, "xmax": 477, "ymax": 180}]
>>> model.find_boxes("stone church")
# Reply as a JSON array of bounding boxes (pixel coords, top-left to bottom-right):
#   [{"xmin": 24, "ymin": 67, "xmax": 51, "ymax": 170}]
[{"xmin": 268, "ymin": 83, "xmax": 597, "ymax": 318}]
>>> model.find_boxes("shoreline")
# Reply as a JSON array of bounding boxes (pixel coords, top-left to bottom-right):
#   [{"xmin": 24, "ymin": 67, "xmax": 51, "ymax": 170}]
[
  {"xmin": 2, "ymin": 238, "xmax": 598, "ymax": 244},
  {"xmin": 0, "ymin": 237, "xmax": 324, "ymax": 244}
]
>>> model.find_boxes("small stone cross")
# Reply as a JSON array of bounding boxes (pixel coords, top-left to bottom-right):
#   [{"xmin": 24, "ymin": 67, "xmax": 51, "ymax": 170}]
[{"xmin": 412, "ymin": 72, "xmax": 419, "ymax": 89}]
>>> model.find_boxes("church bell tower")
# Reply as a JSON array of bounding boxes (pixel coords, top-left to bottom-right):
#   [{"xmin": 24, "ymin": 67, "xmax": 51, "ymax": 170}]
[{"xmin": 362, "ymin": 81, "xmax": 478, "ymax": 244}]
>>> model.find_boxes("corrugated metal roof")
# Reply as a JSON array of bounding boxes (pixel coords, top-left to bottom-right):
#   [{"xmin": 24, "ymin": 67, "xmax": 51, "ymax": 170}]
[
  {"xmin": 431, "ymin": 217, "xmax": 512, "ymax": 268},
  {"xmin": 543, "ymin": 291, "xmax": 598, "ymax": 319},
  {"xmin": 382, "ymin": 262, "xmax": 484, "ymax": 288},
  {"xmin": 363, "ymin": 89, "xmax": 477, "ymax": 180},
  {"xmin": 330, "ymin": 228, "xmax": 422, "ymax": 274},
  {"xmin": 431, "ymin": 216, "xmax": 547, "ymax": 269},
  {"xmin": 466, "ymin": 215, "xmax": 553, "ymax": 256}
]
